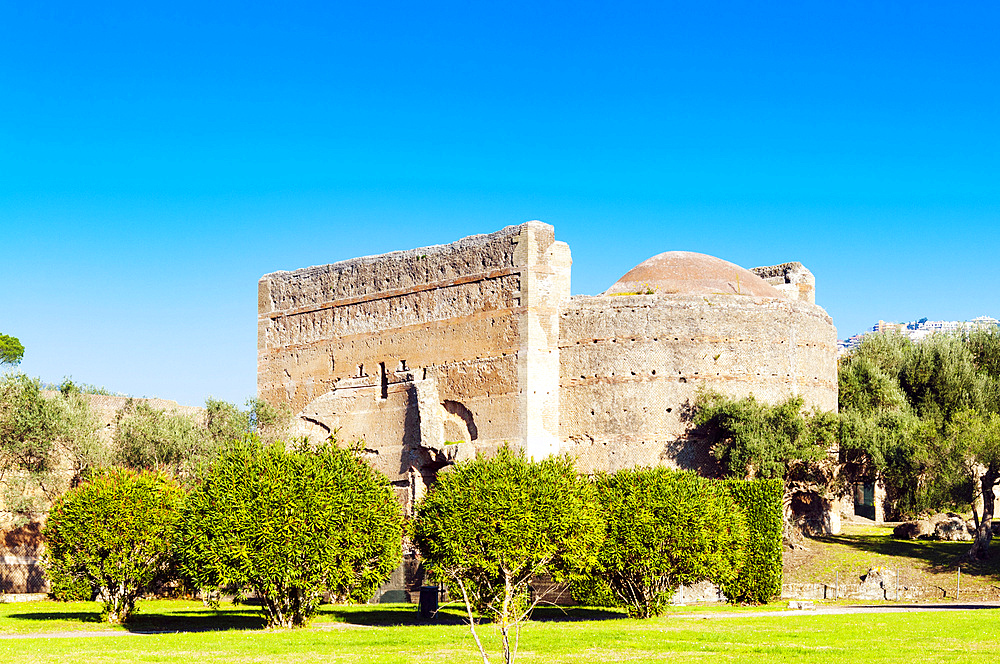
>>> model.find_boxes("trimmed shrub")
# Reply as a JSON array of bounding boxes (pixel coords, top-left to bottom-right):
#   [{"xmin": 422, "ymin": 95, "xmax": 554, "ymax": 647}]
[
  {"xmin": 720, "ymin": 478, "xmax": 783, "ymax": 604},
  {"xmin": 43, "ymin": 468, "xmax": 184, "ymax": 623},
  {"xmin": 581, "ymin": 467, "xmax": 744, "ymax": 618},
  {"xmin": 178, "ymin": 439, "xmax": 403, "ymax": 628}
]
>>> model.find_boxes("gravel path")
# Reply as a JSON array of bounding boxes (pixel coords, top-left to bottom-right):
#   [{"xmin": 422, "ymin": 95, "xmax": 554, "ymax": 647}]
[{"xmin": 672, "ymin": 602, "xmax": 1000, "ymax": 619}]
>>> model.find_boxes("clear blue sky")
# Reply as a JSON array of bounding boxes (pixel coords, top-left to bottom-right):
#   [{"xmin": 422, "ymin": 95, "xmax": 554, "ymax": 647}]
[{"xmin": 2, "ymin": 1, "xmax": 998, "ymax": 406}]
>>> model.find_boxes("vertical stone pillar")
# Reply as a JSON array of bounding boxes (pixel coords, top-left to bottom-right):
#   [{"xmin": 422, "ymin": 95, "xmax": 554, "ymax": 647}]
[
  {"xmin": 826, "ymin": 498, "xmax": 842, "ymax": 535},
  {"xmin": 874, "ymin": 480, "xmax": 887, "ymax": 524},
  {"xmin": 514, "ymin": 222, "xmax": 571, "ymax": 460}
]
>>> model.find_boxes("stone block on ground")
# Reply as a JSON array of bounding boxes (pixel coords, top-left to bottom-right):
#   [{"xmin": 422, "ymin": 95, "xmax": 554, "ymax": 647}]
[
  {"xmin": 893, "ymin": 520, "xmax": 934, "ymax": 539},
  {"xmin": 857, "ymin": 567, "xmax": 897, "ymax": 600},
  {"xmin": 933, "ymin": 515, "xmax": 973, "ymax": 541}
]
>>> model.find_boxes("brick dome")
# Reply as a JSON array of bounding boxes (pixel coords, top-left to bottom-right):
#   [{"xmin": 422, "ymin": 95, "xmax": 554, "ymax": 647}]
[{"xmin": 604, "ymin": 251, "xmax": 781, "ymax": 297}]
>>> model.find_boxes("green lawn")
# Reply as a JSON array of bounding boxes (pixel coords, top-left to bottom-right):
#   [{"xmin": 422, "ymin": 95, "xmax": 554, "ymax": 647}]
[{"xmin": 0, "ymin": 599, "xmax": 997, "ymax": 663}]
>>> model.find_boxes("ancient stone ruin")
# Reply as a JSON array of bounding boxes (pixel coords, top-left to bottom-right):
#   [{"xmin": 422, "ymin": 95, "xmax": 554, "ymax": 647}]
[{"xmin": 257, "ymin": 221, "xmax": 839, "ymax": 518}]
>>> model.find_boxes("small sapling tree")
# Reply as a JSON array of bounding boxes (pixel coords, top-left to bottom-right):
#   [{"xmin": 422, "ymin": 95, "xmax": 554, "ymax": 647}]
[
  {"xmin": 585, "ymin": 467, "xmax": 744, "ymax": 618},
  {"xmin": 178, "ymin": 439, "xmax": 403, "ymax": 628},
  {"xmin": 413, "ymin": 446, "xmax": 602, "ymax": 664},
  {"xmin": 43, "ymin": 468, "xmax": 184, "ymax": 623}
]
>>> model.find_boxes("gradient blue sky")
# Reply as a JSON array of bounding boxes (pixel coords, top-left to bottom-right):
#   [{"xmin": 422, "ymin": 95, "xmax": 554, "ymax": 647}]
[{"xmin": 2, "ymin": 1, "xmax": 998, "ymax": 406}]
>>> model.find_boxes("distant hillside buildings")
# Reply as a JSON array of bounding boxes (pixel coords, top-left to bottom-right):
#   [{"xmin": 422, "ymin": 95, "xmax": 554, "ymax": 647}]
[{"xmin": 838, "ymin": 315, "xmax": 1000, "ymax": 354}]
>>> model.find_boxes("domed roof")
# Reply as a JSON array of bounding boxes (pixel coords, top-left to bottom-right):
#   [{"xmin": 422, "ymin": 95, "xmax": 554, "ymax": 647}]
[{"xmin": 603, "ymin": 251, "xmax": 781, "ymax": 298}]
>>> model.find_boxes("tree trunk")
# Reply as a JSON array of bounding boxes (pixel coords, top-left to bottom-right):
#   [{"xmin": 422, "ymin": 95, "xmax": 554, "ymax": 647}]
[
  {"xmin": 967, "ymin": 463, "xmax": 998, "ymax": 561},
  {"xmin": 501, "ymin": 572, "xmax": 514, "ymax": 664}
]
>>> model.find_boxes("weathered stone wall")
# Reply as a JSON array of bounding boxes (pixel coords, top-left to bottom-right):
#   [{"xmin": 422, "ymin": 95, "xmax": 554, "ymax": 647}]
[
  {"xmin": 751, "ymin": 262, "xmax": 816, "ymax": 304},
  {"xmin": 258, "ymin": 222, "xmax": 839, "ymax": 518},
  {"xmin": 258, "ymin": 222, "xmax": 571, "ymax": 511},
  {"xmin": 558, "ymin": 293, "xmax": 838, "ymax": 474}
]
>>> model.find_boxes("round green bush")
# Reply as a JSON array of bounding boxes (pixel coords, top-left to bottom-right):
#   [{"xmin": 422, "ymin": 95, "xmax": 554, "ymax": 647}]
[
  {"xmin": 178, "ymin": 440, "xmax": 403, "ymax": 628},
  {"xmin": 44, "ymin": 468, "xmax": 184, "ymax": 623},
  {"xmin": 584, "ymin": 467, "xmax": 745, "ymax": 618}
]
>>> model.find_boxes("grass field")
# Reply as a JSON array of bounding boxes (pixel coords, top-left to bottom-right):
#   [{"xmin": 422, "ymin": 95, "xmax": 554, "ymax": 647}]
[
  {"xmin": 2, "ymin": 524, "xmax": 997, "ymax": 662},
  {"xmin": 0, "ymin": 598, "xmax": 997, "ymax": 663}
]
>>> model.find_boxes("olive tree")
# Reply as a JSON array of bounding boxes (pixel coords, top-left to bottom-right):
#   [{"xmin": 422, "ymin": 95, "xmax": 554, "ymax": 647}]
[
  {"xmin": 693, "ymin": 391, "xmax": 838, "ymax": 539},
  {"xmin": 0, "ymin": 373, "xmax": 102, "ymax": 521},
  {"xmin": 112, "ymin": 399, "xmax": 213, "ymax": 479},
  {"xmin": 947, "ymin": 410, "xmax": 1000, "ymax": 560},
  {"xmin": 413, "ymin": 446, "xmax": 602, "ymax": 664},
  {"xmin": 838, "ymin": 330, "xmax": 1000, "ymax": 559},
  {"xmin": 694, "ymin": 392, "xmax": 836, "ymax": 484},
  {"xmin": 43, "ymin": 468, "xmax": 184, "ymax": 623},
  {"xmin": 111, "ymin": 397, "xmax": 291, "ymax": 480},
  {"xmin": 583, "ymin": 467, "xmax": 744, "ymax": 618},
  {"xmin": 0, "ymin": 374, "xmax": 63, "ymax": 491},
  {"xmin": 178, "ymin": 439, "xmax": 403, "ymax": 628},
  {"xmin": 204, "ymin": 396, "xmax": 291, "ymax": 445}
]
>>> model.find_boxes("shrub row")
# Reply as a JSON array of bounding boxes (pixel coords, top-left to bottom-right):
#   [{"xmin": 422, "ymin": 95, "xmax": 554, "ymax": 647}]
[
  {"xmin": 43, "ymin": 443, "xmax": 781, "ymax": 630},
  {"xmin": 412, "ymin": 450, "xmax": 783, "ymax": 664},
  {"xmin": 43, "ymin": 439, "xmax": 404, "ymax": 626}
]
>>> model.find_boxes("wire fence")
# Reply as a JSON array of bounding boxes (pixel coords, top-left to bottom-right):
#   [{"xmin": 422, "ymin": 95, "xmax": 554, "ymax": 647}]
[
  {"xmin": 0, "ymin": 558, "xmax": 48, "ymax": 594},
  {"xmin": 782, "ymin": 566, "xmax": 1000, "ymax": 602}
]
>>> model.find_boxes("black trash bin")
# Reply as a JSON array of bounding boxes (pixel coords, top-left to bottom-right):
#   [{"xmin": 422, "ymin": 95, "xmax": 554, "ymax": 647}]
[{"xmin": 418, "ymin": 585, "xmax": 439, "ymax": 620}]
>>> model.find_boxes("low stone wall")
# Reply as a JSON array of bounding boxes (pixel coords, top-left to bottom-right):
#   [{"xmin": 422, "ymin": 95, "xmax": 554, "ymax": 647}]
[
  {"xmin": 0, "ymin": 593, "xmax": 47, "ymax": 603},
  {"xmin": 782, "ymin": 581, "xmax": 1000, "ymax": 602}
]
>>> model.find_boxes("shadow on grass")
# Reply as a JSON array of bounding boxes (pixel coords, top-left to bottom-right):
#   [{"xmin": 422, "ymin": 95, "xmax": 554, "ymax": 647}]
[
  {"xmin": 843, "ymin": 603, "xmax": 1000, "ymax": 610},
  {"xmin": 322, "ymin": 604, "xmax": 625, "ymax": 627},
  {"xmin": 8, "ymin": 608, "xmax": 268, "ymax": 634},
  {"xmin": 531, "ymin": 606, "xmax": 627, "ymax": 622},
  {"xmin": 321, "ymin": 605, "xmax": 465, "ymax": 627},
  {"xmin": 124, "ymin": 609, "xmax": 268, "ymax": 633},
  {"xmin": 7, "ymin": 603, "xmax": 626, "ymax": 633},
  {"xmin": 7, "ymin": 611, "xmax": 104, "ymax": 624},
  {"xmin": 809, "ymin": 534, "xmax": 1000, "ymax": 576}
]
